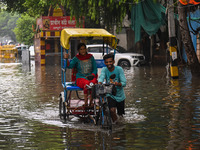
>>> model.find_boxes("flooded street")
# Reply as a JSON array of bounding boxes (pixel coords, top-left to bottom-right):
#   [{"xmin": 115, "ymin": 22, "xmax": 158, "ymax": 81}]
[{"xmin": 0, "ymin": 61, "xmax": 200, "ymax": 150}]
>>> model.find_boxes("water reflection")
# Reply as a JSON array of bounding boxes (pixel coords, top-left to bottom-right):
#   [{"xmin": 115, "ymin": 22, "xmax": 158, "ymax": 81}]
[
  {"xmin": 0, "ymin": 62, "xmax": 200, "ymax": 149},
  {"xmin": 163, "ymin": 69, "xmax": 200, "ymax": 150}
]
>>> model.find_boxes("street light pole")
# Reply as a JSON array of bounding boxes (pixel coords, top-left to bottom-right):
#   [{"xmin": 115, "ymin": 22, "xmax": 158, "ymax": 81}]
[{"xmin": 168, "ymin": 0, "xmax": 179, "ymax": 79}]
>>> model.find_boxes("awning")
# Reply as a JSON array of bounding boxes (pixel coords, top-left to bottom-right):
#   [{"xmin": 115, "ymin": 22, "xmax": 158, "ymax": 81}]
[{"xmin": 60, "ymin": 28, "xmax": 117, "ymax": 49}]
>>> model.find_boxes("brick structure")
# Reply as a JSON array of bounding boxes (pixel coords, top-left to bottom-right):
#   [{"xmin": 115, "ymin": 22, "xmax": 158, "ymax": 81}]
[
  {"xmin": 34, "ymin": 6, "xmax": 84, "ymax": 65},
  {"xmin": 34, "ymin": 31, "xmax": 61, "ymax": 65}
]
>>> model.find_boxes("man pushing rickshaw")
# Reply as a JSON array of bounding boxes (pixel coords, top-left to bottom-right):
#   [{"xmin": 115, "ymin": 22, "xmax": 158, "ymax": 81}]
[{"xmin": 59, "ymin": 28, "xmax": 126, "ymax": 130}]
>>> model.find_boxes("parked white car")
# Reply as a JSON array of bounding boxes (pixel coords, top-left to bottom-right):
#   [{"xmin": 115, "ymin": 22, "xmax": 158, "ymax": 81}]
[
  {"xmin": 15, "ymin": 45, "xmax": 29, "ymax": 51},
  {"xmin": 15, "ymin": 45, "xmax": 29, "ymax": 57},
  {"xmin": 87, "ymin": 44, "xmax": 146, "ymax": 67}
]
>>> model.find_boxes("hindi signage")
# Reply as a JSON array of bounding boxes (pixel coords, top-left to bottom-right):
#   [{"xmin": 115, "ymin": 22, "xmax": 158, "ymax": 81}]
[{"xmin": 36, "ymin": 16, "xmax": 84, "ymax": 31}]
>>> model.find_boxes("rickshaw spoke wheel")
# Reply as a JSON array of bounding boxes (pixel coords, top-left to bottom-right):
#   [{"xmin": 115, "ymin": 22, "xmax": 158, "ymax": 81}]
[
  {"xmin": 96, "ymin": 100, "xmax": 112, "ymax": 130},
  {"xmin": 102, "ymin": 103, "xmax": 112, "ymax": 130},
  {"xmin": 59, "ymin": 95, "xmax": 67, "ymax": 121}
]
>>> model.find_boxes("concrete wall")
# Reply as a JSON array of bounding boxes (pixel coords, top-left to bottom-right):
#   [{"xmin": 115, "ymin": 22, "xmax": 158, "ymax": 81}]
[{"xmin": 114, "ymin": 27, "xmax": 127, "ymax": 50}]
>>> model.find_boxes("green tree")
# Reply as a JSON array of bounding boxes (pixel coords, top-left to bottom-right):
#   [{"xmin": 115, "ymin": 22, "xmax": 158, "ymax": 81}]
[
  {"xmin": 13, "ymin": 14, "xmax": 35, "ymax": 46},
  {"xmin": 2, "ymin": 0, "xmax": 139, "ymax": 30},
  {"xmin": 0, "ymin": 11, "xmax": 19, "ymax": 42}
]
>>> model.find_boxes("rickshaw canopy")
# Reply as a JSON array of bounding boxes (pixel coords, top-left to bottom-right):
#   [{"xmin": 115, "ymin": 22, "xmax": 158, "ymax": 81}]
[{"xmin": 60, "ymin": 28, "xmax": 117, "ymax": 50}]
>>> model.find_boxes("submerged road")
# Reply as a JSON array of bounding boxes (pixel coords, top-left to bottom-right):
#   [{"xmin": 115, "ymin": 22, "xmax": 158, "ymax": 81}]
[{"xmin": 0, "ymin": 61, "xmax": 200, "ymax": 149}]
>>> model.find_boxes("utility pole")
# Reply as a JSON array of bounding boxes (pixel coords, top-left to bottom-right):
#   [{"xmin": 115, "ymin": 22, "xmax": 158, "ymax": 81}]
[{"xmin": 168, "ymin": 0, "xmax": 179, "ymax": 79}]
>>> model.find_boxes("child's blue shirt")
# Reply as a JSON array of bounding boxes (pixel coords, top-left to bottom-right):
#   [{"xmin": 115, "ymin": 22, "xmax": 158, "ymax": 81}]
[{"xmin": 98, "ymin": 66, "xmax": 126, "ymax": 102}]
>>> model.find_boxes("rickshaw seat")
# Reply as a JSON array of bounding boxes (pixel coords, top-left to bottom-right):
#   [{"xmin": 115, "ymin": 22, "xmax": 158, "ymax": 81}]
[
  {"xmin": 65, "ymin": 60, "xmax": 102, "ymax": 91},
  {"xmin": 65, "ymin": 82, "xmax": 82, "ymax": 91}
]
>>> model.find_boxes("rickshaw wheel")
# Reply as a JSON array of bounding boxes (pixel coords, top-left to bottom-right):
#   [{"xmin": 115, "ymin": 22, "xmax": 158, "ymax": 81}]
[
  {"xmin": 59, "ymin": 92, "xmax": 67, "ymax": 121},
  {"xmin": 96, "ymin": 101, "xmax": 112, "ymax": 130}
]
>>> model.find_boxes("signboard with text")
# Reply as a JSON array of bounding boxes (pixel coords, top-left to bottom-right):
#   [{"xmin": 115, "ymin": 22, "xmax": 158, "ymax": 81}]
[{"xmin": 36, "ymin": 16, "xmax": 85, "ymax": 31}]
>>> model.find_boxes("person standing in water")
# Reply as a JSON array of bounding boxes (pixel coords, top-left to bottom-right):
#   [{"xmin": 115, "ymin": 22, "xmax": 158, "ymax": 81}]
[{"xmin": 98, "ymin": 54, "xmax": 126, "ymax": 123}]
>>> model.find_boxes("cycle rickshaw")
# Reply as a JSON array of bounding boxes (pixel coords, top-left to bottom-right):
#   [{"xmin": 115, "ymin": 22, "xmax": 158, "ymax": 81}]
[{"xmin": 59, "ymin": 28, "xmax": 117, "ymax": 130}]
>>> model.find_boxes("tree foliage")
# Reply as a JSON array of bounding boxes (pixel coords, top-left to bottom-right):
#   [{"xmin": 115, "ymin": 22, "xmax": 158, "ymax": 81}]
[
  {"xmin": 0, "ymin": 10, "xmax": 19, "ymax": 42},
  {"xmin": 1, "ymin": 0, "xmax": 139, "ymax": 30},
  {"xmin": 13, "ymin": 14, "xmax": 35, "ymax": 46},
  {"xmin": 1, "ymin": 0, "xmax": 27, "ymax": 13}
]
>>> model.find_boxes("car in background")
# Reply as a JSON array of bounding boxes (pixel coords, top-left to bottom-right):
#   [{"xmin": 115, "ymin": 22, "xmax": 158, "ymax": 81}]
[
  {"xmin": 15, "ymin": 45, "xmax": 29, "ymax": 57},
  {"xmin": 86, "ymin": 44, "xmax": 146, "ymax": 67}
]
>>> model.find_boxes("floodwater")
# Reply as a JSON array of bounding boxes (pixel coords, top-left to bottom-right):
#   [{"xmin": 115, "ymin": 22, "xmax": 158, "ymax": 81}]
[{"xmin": 0, "ymin": 60, "xmax": 200, "ymax": 150}]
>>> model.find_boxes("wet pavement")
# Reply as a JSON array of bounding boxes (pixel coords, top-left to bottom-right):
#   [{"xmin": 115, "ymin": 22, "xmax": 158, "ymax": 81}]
[{"xmin": 0, "ymin": 60, "xmax": 200, "ymax": 149}]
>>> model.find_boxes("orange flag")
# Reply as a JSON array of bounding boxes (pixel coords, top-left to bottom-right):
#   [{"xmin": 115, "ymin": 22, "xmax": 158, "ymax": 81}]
[
  {"xmin": 192, "ymin": 0, "xmax": 200, "ymax": 5},
  {"xmin": 179, "ymin": 0, "xmax": 200, "ymax": 5}
]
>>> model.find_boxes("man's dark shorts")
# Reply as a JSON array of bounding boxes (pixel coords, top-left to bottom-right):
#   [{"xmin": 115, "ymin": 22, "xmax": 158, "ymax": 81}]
[{"xmin": 107, "ymin": 96, "xmax": 125, "ymax": 116}]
